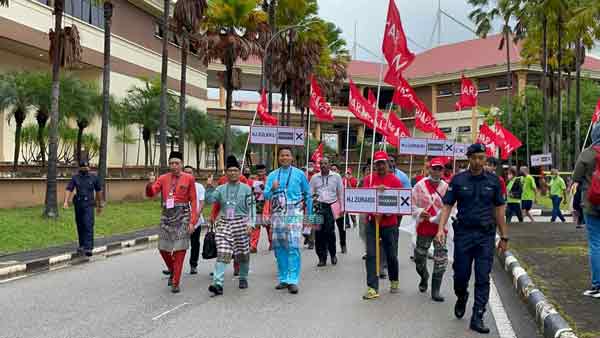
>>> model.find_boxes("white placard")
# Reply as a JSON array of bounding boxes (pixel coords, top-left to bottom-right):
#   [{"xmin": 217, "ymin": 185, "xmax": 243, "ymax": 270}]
[
  {"xmin": 376, "ymin": 190, "xmax": 401, "ymax": 214},
  {"xmin": 396, "ymin": 189, "xmax": 412, "ymax": 215},
  {"xmin": 443, "ymin": 140, "xmax": 456, "ymax": 156},
  {"xmin": 293, "ymin": 128, "xmax": 306, "ymax": 146},
  {"xmin": 454, "ymin": 143, "xmax": 469, "ymax": 160},
  {"xmin": 427, "ymin": 139, "xmax": 446, "ymax": 157},
  {"xmin": 250, "ymin": 126, "xmax": 277, "ymax": 144},
  {"xmin": 399, "ymin": 137, "xmax": 428, "ymax": 155},
  {"xmin": 277, "ymin": 127, "xmax": 296, "ymax": 145},
  {"xmin": 344, "ymin": 188, "xmax": 377, "ymax": 213},
  {"xmin": 531, "ymin": 153, "xmax": 553, "ymax": 167}
]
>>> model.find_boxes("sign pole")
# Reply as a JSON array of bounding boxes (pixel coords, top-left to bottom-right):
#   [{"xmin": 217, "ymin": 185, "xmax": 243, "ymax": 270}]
[
  {"xmin": 370, "ymin": 62, "xmax": 385, "ymax": 186},
  {"xmin": 581, "ymin": 121, "xmax": 593, "ymax": 153},
  {"xmin": 357, "ymin": 126, "xmax": 365, "ymax": 181},
  {"xmin": 375, "ymin": 215, "xmax": 381, "ymax": 276},
  {"xmin": 408, "ymin": 125, "xmax": 416, "ymax": 179},
  {"xmin": 305, "ymin": 111, "xmax": 312, "ymax": 173},
  {"xmin": 343, "ymin": 116, "xmax": 350, "ymax": 229},
  {"xmin": 241, "ymin": 111, "xmax": 258, "ymax": 170}
]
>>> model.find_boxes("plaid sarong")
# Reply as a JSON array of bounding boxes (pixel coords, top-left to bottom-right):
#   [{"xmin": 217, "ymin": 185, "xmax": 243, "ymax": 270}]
[
  {"xmin": 271, "ymin": 203, "xmax": 304, "ymax": 249},
  {"xmin": 215, "ymin": 216, "xmax": 250, "ymax": 263},
  {"xmin": 159, "ymin": 203, "xmax": 190, "ymax": 251}
]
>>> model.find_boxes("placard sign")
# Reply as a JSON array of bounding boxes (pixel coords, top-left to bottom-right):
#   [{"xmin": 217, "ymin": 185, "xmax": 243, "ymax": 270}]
[
  {"xmin": 531, "ymin": 153, "xmax": 552, "ymax": 167},
  {"xmin": 454, "ymin": 143, "xmax": 469, "ymax": 160},
  {"xmin": 345, "ymin": 188, "xmax": 412, "ymax": 215},
  {"xmin": 250, "ymin": 126, "xmax": 305, "ymax": 146},
  {"xmin": 426, "ymin": 139, "xmax": 446, "ymax": 157},
  {"xmin": 399, "ymin": 137, "xmax": 427, "ymax": 155},
  {"xmin": 443, "ymin": 140, "xmax": 456, "ymax": 156}
]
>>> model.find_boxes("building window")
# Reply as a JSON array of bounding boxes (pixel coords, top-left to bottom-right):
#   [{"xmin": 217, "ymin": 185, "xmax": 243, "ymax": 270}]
[
  {"xmin": 478, "ymin": 83, "xmax": 491, "ymax": 92},
  {"xmin": 61, "ymin": 0, "xmax": 103, "ymax": 29},
  {"xmin": 205, "ymin": 149, "xmax": 216, "ymax": 169},
  {"xmin": 437, "ymin": 85, "xmax": 453, "ymax": 97},
  {"xmin": 440, "ymin": 127, "xmax": 452, "ymax": 134},
  {"xmin": 496, "ymin": 79, "xmax": 512, "ymax": 90},
  {"xmin": 457, "ymin": 126, "xmax": 471, "ymax": 133}
]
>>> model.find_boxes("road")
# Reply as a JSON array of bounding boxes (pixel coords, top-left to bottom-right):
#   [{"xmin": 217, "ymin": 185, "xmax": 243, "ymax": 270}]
[{"xmin": 0, "ymin": 225, "xmax": 539, "ymax": 338}]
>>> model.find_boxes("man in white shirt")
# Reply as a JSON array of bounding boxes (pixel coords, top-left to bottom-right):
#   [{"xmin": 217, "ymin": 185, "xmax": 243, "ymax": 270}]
[
  {"xmin": 184, "ymin": 166, "xmax": 205, "ymax": 275},
  {"xmin": 309, "ymin": 157, "xmax": 344, "ymax": 267}
]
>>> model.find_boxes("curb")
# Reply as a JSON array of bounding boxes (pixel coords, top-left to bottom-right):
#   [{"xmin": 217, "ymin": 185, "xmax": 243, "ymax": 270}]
[
  {"xmin": 497, "ymin": 249, "xmax": 579, "ymax": 338},
  {"xmin": 0, "ymin": 234, "xmax": 159, "ymax": 282}
]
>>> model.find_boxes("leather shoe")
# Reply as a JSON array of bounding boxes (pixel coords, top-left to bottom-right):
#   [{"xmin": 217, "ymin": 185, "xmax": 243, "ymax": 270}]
[
  {"xmin": 162, "ymin": 270, "xmax": 171, "ymax": 276},
  {"xmin": 455, "ymin": 296, "xmax": 468, "ymax": 319},
  {"xmin": 287, "ymin": 284, "xmax": 299, "ymax": 294},
  {"xmin": 275, "ymin": 282, "xmax": 289, "ymax": 290},
  {"xmin": 341, "ymin": 246, "xmax": 347, "ymax": 254},
  {"xmin": 171, "ymin": 285, "xmax": 180, "ymax": 293},
  {"xmin": 470, "ymin": 311, "xmax": 490, "ymax": 334},
  {"xmin": 190, "ymin": 267, "xmax": 198, "ymax": 275},
  {"xmin": 239, "ymin": 279, "xmax": 248, "ymax": 289},
  {"xmin": 331, "ymin": 256, "xmax": 338, "ymax": 265},
  {"xmin": 317, "ymin": 261, "xmax": 326, "ymax": 267}
]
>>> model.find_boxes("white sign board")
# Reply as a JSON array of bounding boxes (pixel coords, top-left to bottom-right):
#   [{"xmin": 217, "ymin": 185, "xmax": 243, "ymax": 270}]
[
  {"xmin": 344, "ymin": 188, "xmax": 377, "ymax": 213},
  {"xmin": 443, "ymin": 140, "xmax": 456, "ymax": 156},
  {"xmin": 454, "ymin": 143, "xmax": 469, "ymax": 160},
  {"xmin": 250, "ymin": 126, "xmax": 305, "ymax": 146},
  {"xmin": 344, "ymin": 188, "xmax": 412, "ymax": 215},
  {"xmin": 250, "ymin": 126, "xmax": 277, "ymax": 145},
  {"xmin": 531, "ymin": 153, "xmax": 553, "ymax": 167},
  {"xmin": 426, "ymin": 139, "xmax": 447, "ymax": 157},
  {"xmin": 399, "ymin": 137, "xmax": 428, "ymax": 155}
]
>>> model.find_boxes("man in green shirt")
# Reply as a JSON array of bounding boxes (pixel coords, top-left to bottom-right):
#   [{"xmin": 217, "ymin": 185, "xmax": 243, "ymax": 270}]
[
  {"xmin": 519, "ymin": 166, "xmax": 537, "ymax": 222},
  {"xmin": 549, "ymin": 168, "xmax": 567, "ymax": 223},
  {"xmin": 506, "ymin": 167, "xmax": 524, "ymax": 223}
]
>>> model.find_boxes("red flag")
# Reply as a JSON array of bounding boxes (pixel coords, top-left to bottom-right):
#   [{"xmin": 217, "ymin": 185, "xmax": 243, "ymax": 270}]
[
  {"xmin": 348, "ymin": 79, "xmax": 374, "ymax": 125},
  {"xmin": 391, "ymin": 76, "xmax": 419, "ymax": 110},
  {"xmin": 494, "ymin": 120, "xmax": 522, "ymax": 160},
  {"xmin": 382, "ymin": 0, "xmax": 415, "ymax": 86},
  {"xmin": 455, "ymin": 75, "xmax": 478, "ymax": 111},
  {"xmin": 477, "ymin": 124, "xmax": 499, "ymax": 157},
  {"xmin": 311, "ymin": 143, "xmax": 324, "ymax": 172},
  {"xmin": 592, "ymin": 98, "xmax": 600, "ymax": 124},
  {"xmin": 310, "ymin": 76, "xmax": 334, "ymax": 121},
  {"xmin": 414, "ymin": 100, "xmax": 439, "ymax": 133},
  {"xmin": 256, "ymin": 89, "xmax": 278, "ymax": 125},
  {"xmin": 384, "ymin": 111, "xmax": 411, "ymax": 147},
  {"xmin": 368, "ymin": 89, "xmax": 377, "ymax": 107}
]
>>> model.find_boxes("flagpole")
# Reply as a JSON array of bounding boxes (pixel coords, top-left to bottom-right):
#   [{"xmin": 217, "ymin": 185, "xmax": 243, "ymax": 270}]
[
  {"xmin": 357, "ymin": 126, "xmax": 365, "ymax": 181},
  {"xmin": 241, "ymin": 111, "xmax": 258, "ymax": 170},
  {"xmin": 305, "ymin": 110, "xmax": 312, "ymax": 173},
  {"xmin": 453, "ymin": 123, "xmax": 458, "ymax": 174},
  {"xmin": 408, "ymin": 124, "xmax": 416, "ymax": 179},
  {"xmin": 581, "ymin": 121, "xmax": 593, "ymax": 153},
  {"xmin": 471, "ymin": 105, "xmax": 478, "ymax": 143},
  {"xmin": 370, "ymin": 62, "xmax": 385, "ymax": 278},
  {"xmin": 382, "ymin": 105, "xmax": 393, "ymax": 151},
  {"xmin": 343, "ymin": 115, "xmax": 350, "ymax": 229}
]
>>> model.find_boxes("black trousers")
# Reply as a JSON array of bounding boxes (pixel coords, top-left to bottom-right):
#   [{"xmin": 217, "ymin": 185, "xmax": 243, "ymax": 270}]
[
  {"xmin": 189, "ymin": 226, "xmax": 201, "ymax": 268},
  {"xmin": 506, "ymin": 203, "xmax": 523, "ymax": 223},
  {"xmin": 365, "ymin": 223, "xmax": 399, "ymax": 291},
  {"xmin": 315, "ymin": 203, "xmax": 336, "ymax": 262},
  {"xmin": 335, "ymin": 214, "xmax": 348, "ymax": 248},
  {"xmin": 74, "ymin": 203, "xmax": 94, "ymax": 251}
]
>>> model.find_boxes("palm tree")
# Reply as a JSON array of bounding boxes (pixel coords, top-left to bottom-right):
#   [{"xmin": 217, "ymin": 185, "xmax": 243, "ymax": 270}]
[
  {"xmin": 0, "ymin": 72, "xmax": 36, "ymax": 171},
  {"xmin": 174, "ymin": 0, "xmax": 208, "ymax": 156},
  {"xmin": 1, "ymin": 0, "xmax": 8, "ymax": 6},
  {"xmin": 196, "ymin": 0, "xmax": 268, "ymax": 157},
  {"xmin": 186, "ymin": 107, "xmax": 222, "ymax": 170},
  {"xmin": 28, "ymin": 72, "xmax": 53, "ymax": 166},
  {"xmin": 109, "ymin": 100, "xmax": 136, "ymax": 176},
  {"xmin": 99, "ymin": 0, "xmax": 114, "ymax": 191}
]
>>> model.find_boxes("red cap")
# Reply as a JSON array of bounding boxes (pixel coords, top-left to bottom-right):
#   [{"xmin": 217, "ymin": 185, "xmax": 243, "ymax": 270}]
[
  {"xmin": 430, "ymin": 157, "xmax": 445, "ymax": 168},
  {"xmin": 373, "ymin": 150, "xmax": 389, "ymax": 163}
]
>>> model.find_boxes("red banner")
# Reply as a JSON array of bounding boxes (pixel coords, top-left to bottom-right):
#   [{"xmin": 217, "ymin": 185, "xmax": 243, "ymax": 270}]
[
  {"xmin": 348, "ymin": 79, "xmax": 374, "ymax": 125},
  {"xmin": 384, "ymin": 111, "xmax": 411, "ymax": 147},
  {"xmin": 494, "ymin": 120, "xmax": 522, "ymax": 160},
  {"xmin": 311, "ymin": 143, "xmax": 324, "ymax": 172},
  {"xmin": 414, "ymin": 100, "xmax": 439, "ymax": 133},
  {"xmin": 256, "ymin": 89, "xmax": 278, "ymax": 125},
  {"xmin": 382, "ymin": 0, "xmax": 415, "ymax": 86},
  {"xmin": 310, "ymin": 76, "xmax": 334, "ymax": 121},
  {"xmin": 593, "ymin": 98, "xmax": 600, "ymax": 124},
  {"xmin": 368, "ymin": 89, "xmax": 377, "ymax": 107},
  {"xmin": 477, "ymin": 123, "xmax": 499, "ymax": 157},
  {"xmin": 455, "ymin": 75, "xmax": 478, "ymax": 111},
  {"xmin": 391, "ymin": 75, "xmax": 419, "ymax": 110}
]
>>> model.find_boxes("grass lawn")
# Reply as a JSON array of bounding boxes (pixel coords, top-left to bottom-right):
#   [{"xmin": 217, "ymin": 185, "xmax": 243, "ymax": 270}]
[{"xmin": 0, "ymin": 200, "xmax": 214, "ymax": 255}]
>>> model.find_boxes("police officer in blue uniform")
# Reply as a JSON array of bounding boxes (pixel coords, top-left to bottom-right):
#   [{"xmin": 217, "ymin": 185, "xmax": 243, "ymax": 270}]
[
  {"xmin": 63, "ymin": 159, "xmax": 104, "ymax": 256},
  {"xmin": 435, "ymin": 144, "xmax": 509, "ymax": 334}
]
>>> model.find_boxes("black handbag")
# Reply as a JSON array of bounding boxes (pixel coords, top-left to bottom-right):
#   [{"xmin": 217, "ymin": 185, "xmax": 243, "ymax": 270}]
[{"xmin": 202, "ymin": 225, "xmax": 217, "ymax": 259}]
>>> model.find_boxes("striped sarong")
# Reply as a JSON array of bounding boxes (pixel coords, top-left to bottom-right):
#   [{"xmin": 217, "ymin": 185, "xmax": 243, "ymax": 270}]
[
  {"xmin": 215, "ymin": 216, "xmax": 250, "ymax": 263},
  {"xmin": 271, "ymin": 203, "xmax": 304, "ymax": 249},
  {"xmin": 159, "ymin": 204, "xmax": 190, "ymax": 251}
]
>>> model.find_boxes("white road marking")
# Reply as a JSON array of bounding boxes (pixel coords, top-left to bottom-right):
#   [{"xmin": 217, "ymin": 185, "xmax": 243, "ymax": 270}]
[
  {"xmin": 0, "ymin": 264, "xmax": 26, "ymax": 276},
  {"xmin": 49, "ymin": 254, "xmax": 72, "ymax": 265},
  {"xmin": 490, "ymin": 277, "xmax": 518, "ymax": 338},
  {"xmin": 0, "ymin": 274, "xmax": 28, "ymax": 284},
  {"xmin": 151, "ymin": 302, "xmax": 190, "ymax": 321}
]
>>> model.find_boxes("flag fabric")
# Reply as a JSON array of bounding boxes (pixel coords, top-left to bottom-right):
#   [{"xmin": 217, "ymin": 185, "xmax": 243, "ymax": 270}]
[
  {"xmin": 382, "ymin": 0, "xmax": 415, "ymax": 86},
  {"xmin": 414, "ymin": 100, "xmax": 439, "ymax": 133},
  {"xmin": 385, "ymin": 111, "xmax": 411, "ymax": 147},
  {"xmin": 593, "ymin": 98, "xmax": 600, "ymax": 124},
  {"xmin": 368, "ymin": 89, "xmax": 377, "ymax": 107},
  {"xmin": 391, "ymin": 75, "xmax": 419, "ymax": 110},
  {"xmin": 309, "ymin": 76, "xmax": 334, "ymax": 121},
  {"xmin": 477, "ymin": 123, "xmax": 499, "ymax": 157},
  {"xmin": 256, "ymin": 89, "xmax": 278, "ymax": 125},
  {"xmin": 494, "ymin": 120, "xmax": 523, "ymax": 160},
  {"xmin": 348, "ymin": 79, "xmax": 375, "ymax": 124},
  {"xmin": 311, "ymin": 143, "xmax": 324, "ymax": 172},
  {"xmin": 455, "ymin": 75, "xmax": 478, "ymax": 111}
]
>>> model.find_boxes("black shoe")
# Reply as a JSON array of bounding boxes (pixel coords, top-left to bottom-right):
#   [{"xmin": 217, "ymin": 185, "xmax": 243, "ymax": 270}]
[
  {"xmin": 362, "ymin": 254, "xmax": 367, "ymax": 260},
  {"xmin": 167, "ymin": 277, "xmax": 173, "ymax": 286},
  {"xmin": 418, "ymin": 274, "xmax": 428, "ymax": 293},
  {"xmin": 470, "ymin": 310, "xmax": 490, "ymax": 334},
  {"xmin": 455, "ymin": 294, "xmax": 468, "ymax": 319},
  {"xmin": 171, "ymin": 285, "xmax": 180, "ymax": 293},
  {"xmin": 84, "ymin": 250, "xmax": 93, "ymax": 257},
  {"xmin": 190, "ymin": 267, "xmax": 198, "ymax": 275},
  {"xmin": 308, "ymin": 243, "xmax": 314, "ymax": 250},
  {"xmin": 208, "ymin": 284, "xmax": 223, "ymax": 296},
  {"xmin": 331, "ymin": 256, "xmax": 338, "ymax": 265},
  {"xmin": 341, "ymin": 246, "xmax": 347, "ymax": 254},
  {"xmin": 379, "ymin": 272, "xmax": 387, "ymax": 279},
  {"xmin": 287, "ymin": 284, "xmax": 299, "ymax": 294},
  {"xmin": 162, "ymin": 270, "xmax": 172, "ymax": 276},
  {"xmin": 317, "ymin": 261, "xmax": 326, "ymax": 267},
  {"xmin": 234, "ymin": 270, "xmax": 240, "ymax": 277},
  {"xmin": 275, "ymin": 282, "xmax": 289, "ymax": 290},
  {"xmin": 239, "ymin": 279, "xmax": 248, "ymax": 289}
]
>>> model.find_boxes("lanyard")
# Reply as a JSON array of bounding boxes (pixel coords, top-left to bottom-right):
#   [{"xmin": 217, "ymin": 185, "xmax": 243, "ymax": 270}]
[
  {"xmin": 321, "ymin": 174, "xmax": 329, "ymax": 188},
  {"xmin": 169, "ymin": 174, "xmax": 181, "ymax": 196},
  {"xmin": 225, "ymin": 183, "xmax": 241, "ymax": 204},
  {"xmin": 277, "ymin": 167, "xmax": 293, "ymax": 192}
]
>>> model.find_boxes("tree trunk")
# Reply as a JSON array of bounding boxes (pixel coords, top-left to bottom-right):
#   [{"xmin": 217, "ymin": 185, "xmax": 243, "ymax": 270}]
[
  {"xmin": 505, "ymin": 28, "xmax": 512, "ymax": 165},
  {"xmin": 179, "ymin": 32, "xmax": 187, "ymax": 155},
  {"xmin": 267, "ymin": 0, "xmax": 276, "ymax": 118},
  {"xmin": 36, "ymin": 109, "xmax": 48, "ymax": 166},
  {"xmin": 575, "ymin": 38, "xmax": 582, "ymax": 159},
  {"xmin": 143, "ymin": 127, "xmax": 150, "ymax": 168},
  {"xmin": 287, "ymin": 80, "xmax": 292, "ymax": 126},
  {"xmin": 195, "ymin": 143, "xmax": 200, "ymax": 172},
  {"xmin": 122, "ymin": 133, "xmax": 126, "ymax": 177},
  {"xmin": 44, "ymin": 0, "xmax": 64, "ymax": 218},
  {"xmin": 542, "ymin": 16, "xmax": 549, "ymax": 154},
  {"xmin": 549, "ymin": 70, "xmax": 556, "ymax": 163},
  {"xmin": 99, "ymin": 1, "xmax": 113, "ymax": 190},
  {"xmin": 566, "ymin": 70, "xmax": 572, "ymax": 169},
  {"xmin": 13, "ymin": 120, "xmax": 23, "ymax": 171},
  {"xmin": 76, "ymin": 124, "xmax": 85, "ymax": 164},
  {"xmin": 223, "ymin": 46, "xmax": 234, "ymax": 157},
  {"xmin": 158, "ymin": 0, "xmax": 170, "ymax": 173},
  {"xmin": 556, "ymin": 16, "xmax": 562, "ymax": 170},
  {"xmin": 280, "ymin": 83, "xmax": 286, "ymax": 126}
]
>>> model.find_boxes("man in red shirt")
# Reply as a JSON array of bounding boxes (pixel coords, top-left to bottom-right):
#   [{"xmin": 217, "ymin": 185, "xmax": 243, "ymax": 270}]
[
  {"xmin": 361, "ymin": 150, "xmax": 403, "ymax": 300},
  {"xmin": 146, "ymin": 151, "xmax": 198, "ymax": 293},
  {"xmin": 485, "ymin": 157, "xmax": 507, "ymax": 198},
  {"xmin": 249, "ymin": 164, "xmax": 271, "ymax": 252}
]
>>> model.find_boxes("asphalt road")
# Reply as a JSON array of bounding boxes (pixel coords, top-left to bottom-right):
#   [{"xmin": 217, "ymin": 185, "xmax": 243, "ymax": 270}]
[{"xmin": 0, "ymin": 225, "xmax": 539, "ymax": 338}]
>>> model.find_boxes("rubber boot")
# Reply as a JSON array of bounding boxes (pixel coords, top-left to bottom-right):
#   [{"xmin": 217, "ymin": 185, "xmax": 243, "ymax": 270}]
[{"xmin": 431, "ymin": 275, "xmax": 445, "ymax": 302}]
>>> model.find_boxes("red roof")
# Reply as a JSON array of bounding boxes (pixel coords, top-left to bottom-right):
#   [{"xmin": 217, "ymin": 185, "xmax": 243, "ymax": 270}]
[{"xmin": 347, "ymin": 34, "xmax": 600, "ymax": 81}]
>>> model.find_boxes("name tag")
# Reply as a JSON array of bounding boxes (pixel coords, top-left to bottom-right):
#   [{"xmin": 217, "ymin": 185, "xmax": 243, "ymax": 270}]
[
  {"xmin": 226, "ymin": 207, "xmax": 235, "ymax": 219},
  {"xmin": 166, "ymin": 197, "xmax": 175, "ymax": 209}
]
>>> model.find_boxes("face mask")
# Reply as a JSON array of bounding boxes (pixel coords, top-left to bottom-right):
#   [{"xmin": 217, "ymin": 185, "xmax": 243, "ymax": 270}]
[{"xmin": 429, "ymin": 176, "xmax": 441, "ymax": 183}]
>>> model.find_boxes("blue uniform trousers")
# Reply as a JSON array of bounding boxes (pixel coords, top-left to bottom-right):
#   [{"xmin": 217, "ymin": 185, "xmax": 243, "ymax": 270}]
[
  {"xmin": 453, "ymin": 230, "xmax": 495, "ymax": 312},
  {"xmin": 74, "ymin": 203, "xmax": 94, "ymax": 251}
]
